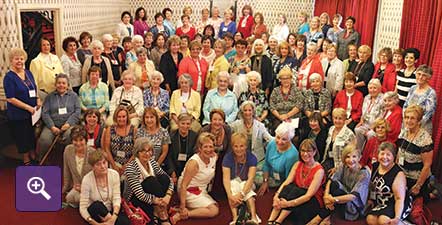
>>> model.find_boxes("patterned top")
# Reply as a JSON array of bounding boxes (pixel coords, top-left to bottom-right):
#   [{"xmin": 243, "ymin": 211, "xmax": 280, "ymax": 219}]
[
  {"xmin": 397, "ymin": 128, "xmax": 433, "ymax": 180},
  {"xmin": 396, "ymin": 69, "xmax": 416, "ymax": 107},
  {"xmin": 238, "ymin": 89, "xmax": 269, "ymax": 119},
  {"xmin": 361, "ymin": 93, "xmax": 384, "ymax": 125},
  {"xmin": 228, "ymin": 57, "xmax": 251, "ymax": 75},
  {"xmin": 143, "ymin": 88, "xmax": 170, "ymax": 114},
  {"xmin": 136, "ymin": 127, "xmax": 171, "ymax": 161},
  {"xmin": 303, "ymin": 88, "xmax": 332, "ymax": 119},
  {"xmin": 403, "ymin": 85, "xmax": 437, "ymax": 133},
  {"xmin": 273, "ymin": 57, "xmax": 298, "ymax": 87},
  {"xmin": 79, "ymin": 82, "xmax": 110, "ymax": 111},
  {"xmin": 305, "ymin": 30, "xmax": 324, "ymax": 44},
  {"xmin": 110, "ymin": 125, "xmax": 135, "ymax": 165},
  {"xmin": 322, "ymin": 125, "xmax": 355, "ymax": 168},
  {"xmin": 270, "ymin": 86, "xmax": 304, "ymax": 119}
]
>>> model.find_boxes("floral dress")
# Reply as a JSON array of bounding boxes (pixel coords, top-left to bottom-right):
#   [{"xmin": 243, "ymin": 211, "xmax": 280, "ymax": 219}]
[{"xmin": 238, "ymin": 89, "xmax": 270, "ymax": 127}]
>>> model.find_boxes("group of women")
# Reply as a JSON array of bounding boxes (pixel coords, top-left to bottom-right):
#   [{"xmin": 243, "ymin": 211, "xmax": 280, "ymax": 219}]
[{"xmin": 3, "ymin": 3, "xmax": 439, "ymax": 225}]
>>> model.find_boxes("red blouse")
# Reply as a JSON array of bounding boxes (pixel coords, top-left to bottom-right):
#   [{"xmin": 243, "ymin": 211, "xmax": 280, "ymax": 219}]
[
  {"xmin": 237, "ymin": 15, "xmax": 254, "ymax": 38},
  {"xmin": 372, "ymin": 63, "xmax": 396, "ymax": 93},
  {"xmin": 293, "ymin": 162, "xmax": 325, "ymax": 207},
  {"xmin": 299, "ymin": 55, "xmax": 324, "ymax": 89},
  {"xmin": 384, "ymin": 104, "xmax": 402, "ymax": 142},
  {"xmin": 333, "ymin": 89, "xmax": 363, "ymax": 122},
  {"xmin": 176, "ymin": 26, "xmax": 196, "ymax": 40},
  {"xmin": 360, "ymin": 136, "xmax": 396, "ymax": 170},
  {"xmin": 178, "ymin": 56, "xmax": 208, "ymax": 95},
  {"xmin": 252, "ymin": 23, "xmax": 267, "ymax": 39}
]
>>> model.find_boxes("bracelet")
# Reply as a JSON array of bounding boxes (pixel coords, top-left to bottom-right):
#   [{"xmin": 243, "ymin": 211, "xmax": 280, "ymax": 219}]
[
  {"xmin": 113, "ymin": 211, "xmax": 119, "ymax": 216},
  {"xmin": 263, "ymin": 178, "xmax": 268, "ymax": 183},
  {"xmin": 240, "ymin": 191, "xmax": 246, "ymax": 197}
]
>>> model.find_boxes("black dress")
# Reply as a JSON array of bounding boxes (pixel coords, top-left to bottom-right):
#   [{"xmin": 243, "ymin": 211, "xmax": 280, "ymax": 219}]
[{"xmin": 159, "ymin": 51, "xmax": 183, "ymax": 92}]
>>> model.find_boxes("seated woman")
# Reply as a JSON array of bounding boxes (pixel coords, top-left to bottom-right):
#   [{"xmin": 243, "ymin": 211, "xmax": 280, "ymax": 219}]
[
  {"xmin": 360, "ymin": 118, "xmax": 392, "ymax": 170},
  {"xmin": 203, "ymin": 71, "xmax": 239, "ymax": 125},
  {"xmin": 333, "ymin": 72, "xmax": 363, "ymax": 130},
  {"xmin": 79, "ymin": 66, "xmax": 109, "ymax": 115},
  {"xmin": 382, "ymin": 92, "xmax": 402, "ymax": 142},
  {"xmin": 299, "ymin": 112, "xmax": 328, "ymax": 162},
  {"xmin": 256, "ymin": 123, "xmax": 298, "ymax": 196},
  {"xmin": 107, "ymin": 70, "xmax": 144, "ymax": 127},
  {"xmin": 39, "ymin": 74, "xmax": 81, "ymax": 161},
  {"xmin": 169, "ymin": 74, "xmax": 202, "ymax": 132},
  {"xmin": 103, "ymin": 106, "xmax": 137, "ymax": 175},
  {"xmin": 166, "ymin": 113, "xmax": 198, "ymax": 183},
  {"xmin": 354, "ymin": 78, "xmax": 384, "ymax": 151},
  {"xmin": 172, "ymin": 132, "xmax": 219, "ymax": 223},
  {"xmin": 128, "ymin": 47, "xmax": 155, "ymax": 90},
  {"xmin": 83, "ymin": 109, "xmax": 104, "ymax": 150},
  {"xmin": 143, "ymin": 71, "xmax": 170, "ymax": 128},
  {"xmin": 303, "ymin": 73, "xmax": 332, "ymax": 126},
  {"xmin": 318, "ymin": 145, "xmax": 370, "ymax": 224},
  {"xmin": 238, "ymin": 71, "xmax": 270, "ymax": 127},
  {"xmin": 124, "ymin": 138, "xmax": 174, "ymax": 224},
  {"xmin": 136, "ymin": 108, "xmax": 171, "ymax": 167},
  {"xmin": 297, "ymin": 42, "xmax": 324, "ymax": 91},
  {"xmin": 63, "ymin": 126, "xmax": 95, "ymax": 207},
  {"xmin": 321, "ymin": 108, "xmax": 355, "ymax": 174},
  {"xmin": 230, "ymin": 101, "xmax": 272, "ymax": 164},
  {"xmin": 267, "ymin": 139, "xmax": 325, "ymax": 225},
  {"xmin": 222, "ymin": 133, "xmax": 260, "ymax": 224},
  {"xmin": 366, "ymin": 142, "xmax": 411, "ymax": 225},
  {"xmin": 79, "ymin": 150, "xmax": 129, "ymax": 225},
  {"xmin": 397, "ymin": 105, "xmax": 434, "ymax": 202}
]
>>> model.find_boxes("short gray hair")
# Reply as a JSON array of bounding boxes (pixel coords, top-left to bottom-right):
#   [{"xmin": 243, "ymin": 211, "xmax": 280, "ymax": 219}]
[
  {"xmin": 368, "ymin": 78, "xmax": 382, "ymax": 88},
  {"xmin": 275, "ymin": 122, "xmax": 295, "ymax": 140},
  {"xmin": 102, "ymin": 34, "xmax": 113, "ymax": 42},
  {"xmin": 135, "ymin": 47, "xmax": 148, "ymax": 56},
  {"xmin": 55, "ymin": 73, "xmax": 70, "ymax": 86},
  {"xmin": 383, "ymin": 91, "xmax": 399, "ymax": 104},
  {"xmin": 150, "ymin": 70, "xmax": 164, "ymax": 83},
  {"xmin": 307, "ymin": 42, "xmax": 318, "ymax": 51},
  {"xmin": 246, "ymin": 71, "xmax": 261, "ymax": 84},
  {"xmin": 309, "ymin": 73, "xmax": 322, "ymax": 83},
  {"xmin": 239, "ymin": 100, "xmax": 256, "ymax": 119},
  {"xmin": 90, "ymin": 40, "xmax": 104, "ymax": 50},
  {"xmin": 416, "ymin": 64, "xmax": 433, "ymax": 78},
  {"xmin": 216, "ymin": 71, "xmax": 231, "ymax": 82},
  {"xmin": 132, "ymin": 35, "xmax": 144, "ymax": 44},
  {"xmin": 178, "ymin": 73, "xmax": 194, "ymax": 88},
  {"xmin": 133, "ymin": 137, "xmax": 153, "ymax": 157}
]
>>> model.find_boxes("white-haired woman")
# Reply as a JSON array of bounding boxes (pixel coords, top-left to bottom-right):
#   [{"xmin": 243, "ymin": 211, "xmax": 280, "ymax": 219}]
[
  {"xmin": 355, "ymin": 78, "xmax": 385, "ymax": 151},
  {"xmin": 125, "ymin": 35, "xmax": 144, "ymax": 68},
  {"xmin": 304, "ymin": 73, "xmax": 332, "ymax": 126},
  {"xmin": 250, "ymin": 39, "xmax": 273, "ymax": 95},
  {"xmin": 238, "ymin": 71, "xmax": 270, "ymax": 127},
  {"xmin": 202, "ymin": 71, "xmax": 239, "ymax": 124},
  {"xmin": 143, "ymin": 71, "xmax": 170, "ymax": 128},
  {"xmin": 298, "ymin": 42, "xmax": 324, "ymax": 91},
  {"xmin": 205, "ymin": 39, "xmax": 229, "ymax": 90},
  {"xmin": 128, "ymin": 47, "xmax": 155, "ymax": 90},
  {"xmin": 102, "ymin": 34, "xmax": 122, "ymax": 86},
  {"xmin": 81, "ymin": 40, "xmax": 115, "ymax": 91}
]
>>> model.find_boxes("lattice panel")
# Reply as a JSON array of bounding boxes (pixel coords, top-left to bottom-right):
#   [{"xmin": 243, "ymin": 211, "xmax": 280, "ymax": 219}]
[{"xmin": 373, "ymin": 0, "xmax": 403, "ymax": 58}]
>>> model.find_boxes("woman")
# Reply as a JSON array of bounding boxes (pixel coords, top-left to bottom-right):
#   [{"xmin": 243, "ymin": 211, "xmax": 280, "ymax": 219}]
[
  {"xmin": 354, "ymin": 79, "xmax": 384, "ymax": 151},
  {"xmin": 321, "ymin": 108, "xmax": 355, "ymax": 173},
  {"xmin": 61, "ymin": 37, "xmax": 82, "ymax": 94},
  {"xmin": 397, "ymin": 105, "xmax": 434, "ymax": 201},
  {"xmin": 205, "ymin": 39, "xmax": 229, "ymax": 90},
  {"xmin": 83, "ymin": 109, "xmax": 105, "ymax": 149},
  {"xmin": 298, "ymin": 42, "xmax": 324, "ymax": 90},
  {"xmin": 223, "ymin": 133, "xmax": 260, "ymax": 224},
  {"xmin": 360, "ymin": 118, "xmax": 391, "ymax": 170},
  {"xmin": 176, "ymin": 15, "xmax": 196, "ymax": 40},
  {"xmin": 196, "ymin": 8, "xmax": 210, "ymax": 34},
  {"xmin": 396, "ymin": 48, "xmax": 420, "ymax": 106},
  {"xmin": 304, "ymin": 73, "xmax": 332, "ymax": 125},
  {"xmin": 178, "ymin": 40, "xmax": 209, "ymax": 95},
  {"xmin": 297, "ymin": 11, "xmax": 310, "ymax": 35},
  {"xmin": 162, "ymin": 8, "xmax": 176, "ymax": 36},
  {"xmin": 166, "ymin": 113, "xmax": 198, "ymax": 183},
  {"xmin": 143, "ymin": 71, "xmax": 170, "ymax": 127},
  {"xmin": 202, "ymin": 25, "xmax": 216, "ymax": 40},
  {"xmin": 299, "ymin": 112, "xmax": 328, "ymax": 161},
  {"xmin": 294, "ymin": 35, "xmax": 307, "ymax": 69},
  {"xmin": 269, "ymin": 67, "xmax": 304, "ymax": 132},
  {"xmin": 392, "ymin": 48, "xmax": 405, "ymax": 71},
  {"xmin": 366, "ymin": 142, "xmax": 411, "ymax": 225},
  {"xmin": 150, "ymin": 12, "xmax": 171, "ymax": 38},
  {"xmin": 124, "ymin": 138, "xmax": 174, "ymax": 224},
  {"xmin": 237, "ymin": 5, "xmax": 254, "ymax": 38},
  {"xmin": 319, "ymin": 13, "xmax": 332, "ymax": 38},
  {"xmin": 250, "ymin": 39, "xmax": 273, "ymax": 95},
  {"xmin": 229, "ymin": 39, "xmax": 251, "ymax": 96},
  {"xmin": 326, "ymin": 14, "xmax": 343, "ymax": 44},
  {"xmin": 372, "ymin": 47, "xmax": 396, "ymax": 93},
  {"xmin": 119, "ymin": 36, "xmax": 132, "ymax": 72},
  {"xmin": 238, "ymin": 71, "xmax": 270, "ymax": 127},
  {"xmin": 125, "ymin": 35, "xmax": 144, "ymax": 68},
  {"xmin": 272, "ymin": 41, "xmax": 297, "ymax": 88},
  {"xmin": 223, "ymin": 32, "xmax": 237, "ymax": 62},
  {"xmin": 176, "ymin": 6, "xmax": 193, "ymax": 28},
  {"xmin": 318, "ymin": 145, "xmax": 370, "ymax": 223},
  {"xmin": 63, "ymin": 126, "xmax": 95, "ymax": 207},
  {"xmin": 199, "ymin": 35, "xmax": 215, "ymax": 65},
  {"xmin": 231, "ymin": 101, "xmax": 272, "ymax": 163},
  {"xmin": 271, "ymin": 14, "xmax": 289, "ymax": 43},
  {"xmin": 134, "ymin": 7, "xmax": 149, "ymax": 36},
  {"xmin": 102, "ymin": 34, "xmax": 122, "ymax": 86},
  {"xmin": 348, "ymin": 45, "xmax": 375, "ymax": 96},
  {"xmin": 403, "ymin": 65, "xmax": 437, "ymax": 133},
  {"xmin": 107, "ymin": 70, "xmax": 144, "ymax": 127},
  {"xmin": 179, "ymin": 35, "xmax": 190, "ymax": 57},
  {"xmin": 203, "ymin": 72, "xmax": 239, "ymax": 124},
  {"xmin": 30, "ymin": 38, "xmax": 64, "ymax": 95},
  {"xmin": 337, "ymin": 16, "xmax": 360, "ymax": 60},
  {"xmin": 267, "ymin": 139, "xmax": 324, "ymax": 225},
  {"xmin": 103, "ymin": 106, "xmax": 137, "ymax": 175},
  {"xmin": 39, "ymin": 74, "xmax": 81, "ymax": 161},
  {"xmin": 333, "ymin": 72, "xmax": 363, "ymax": 130},
  {"xmin": 79, "ymin": 66, "xmax": 109, "ymax": 114},
  {"xmin": 116, "ymin": 11, "xmax": 134, "ymax": 38},
  {"xmin": 219, "ymin": 8, "xmax": 236, "ymax": 40},
  {"xmin": 342, "ymin": 44, "xmax": 357, "ymax": 73},
  {"xmin": 382, "ymin": 91, "xmax": 402, "ymax": 142},
  {"xmin": 128, "ymin": 47, "xmax": 155, "ymax": 89},
  {"xmin": 81, "ymin": 40, "xmax": 115, "ymax": 92},
  {"xmin": 306, "ymin": 16, "xmax": 324, "ymax": 49},
  {"xmin": 136, "ymin": 108, "xmax": 171, "ymax": 166},
  {"xmin": 257, "ymin": 123, "xmax": 299, "ymax": 196},
  {"xmin": 322, "ymin": 45, "xmax": 344, "ymax": 98},
  {"xmin": 287, "ymin": 33, "xmax": 297, "ymax": 51},
  {"xmin": 79, "ymin": 151, "xmax": 129, "ymax": 225},
  {"xmin": 77, "ymin": 32, "xmax": 93, "ymax": 65},
  {"xmin": 172, "ymin": 133, "xmax": 220, "ymax": 223},
  {"xmin": 252, "ymin": 12, "xmax": 267, "ymax": 39},
  {"xmin": 4, "ymin": 48, "xmax": 41, "ymax": 165},
  {"xmin": 266, "ymin": 36, "xmax": 279, "ymax": 67},
  {"xmin": 159, "ymin": 35, "xmax": 183, "ymax": 93},
  {"xmin": 150, "ymin": 33, "xmax": 168, "ymax": 70}
]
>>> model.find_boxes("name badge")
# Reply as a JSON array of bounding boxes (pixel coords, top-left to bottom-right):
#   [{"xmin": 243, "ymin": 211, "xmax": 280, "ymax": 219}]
[
  {"xmin": 209, "ymin": 65, "xmax": 214, "ymax": 72},
  {"xmin": 178, "ymin": 153, "xmax": 187, "ymax": 161},
  {"xmin": 398, "ymin": 156, "xmax": 405, "ymax": 166},
  {"xmin": 328, "ymin": 151, "xmax": 334, "ymax": 158},
  {"xmin": 222, "ymin": 27, "xmax": 228, "ymax": 31},
  {"xmin": 87, "ymin": 138, "xmax": 94, "ymax": 147},
  {"xmin": 273, "ymin": 172, "xmax": 280, "ymax": 181},
  {"xmin": 58, "ymin": 107, "xmax": 67, "ymax": 115},
  {"xmin": 29, "ymin": 90, "xmax": 37, "ymax": 98},
  {"xmin": 117, "ymin": 151, "xmax": 126, "ymax": 158},
  {"xmin": 111, "ymin": 59, "xmax": 119, "ymax": 65}
]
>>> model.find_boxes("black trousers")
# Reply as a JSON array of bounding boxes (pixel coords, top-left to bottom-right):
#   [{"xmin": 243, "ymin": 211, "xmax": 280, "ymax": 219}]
[
  {"xmin": 87, "ymin": 201, "xmax": 130, "ymax": 225},
  {"xmin": 318, "ymin": 180, "xmax": 347, "ymax": 219}
]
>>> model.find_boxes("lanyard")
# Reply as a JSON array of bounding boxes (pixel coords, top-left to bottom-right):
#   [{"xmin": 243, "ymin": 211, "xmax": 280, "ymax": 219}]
[{"xmin": 57, "ymin": 93, "xmax": 69, "ymax": 109}]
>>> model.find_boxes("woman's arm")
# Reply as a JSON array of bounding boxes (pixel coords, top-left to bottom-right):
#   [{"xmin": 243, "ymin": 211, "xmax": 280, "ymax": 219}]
[
  {"xmin": 391, "ymin": 171, "xmax": 406, "ymax": 223},
  {"xmin": 412, "ymin": 150, "xmax": 433, "ymax": 195},
  {"xmin": 157, "ymin": 144, "xmax": 169, "ymax": 165},
  {"xmin": 288, "ymin": 168, "xmax": 324, "ymax": 207},
  {"xmin": 179, "ymin": 160, "xmax": 199, "ymax": 209},
  {"xmin": 222, "ymin": 167, "xmax": 234, "ymax": 198},
  {"xmin": 102, "ymin": 128, "xmax": 117, "ymax": 170},
  {"xmin": 242, "ymin": 166, "xmax": 257, "ymax": 195}
]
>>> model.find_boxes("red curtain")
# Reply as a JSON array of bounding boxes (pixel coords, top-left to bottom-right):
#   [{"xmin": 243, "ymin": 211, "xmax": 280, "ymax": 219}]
[{"xmin": 313, "ymin": 0, "xmax": 379, "ymax": 47}]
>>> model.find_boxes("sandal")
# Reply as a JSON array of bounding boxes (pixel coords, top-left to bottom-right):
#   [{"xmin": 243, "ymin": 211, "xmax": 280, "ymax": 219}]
[
  {"xmin": 159, "ymin": 217, "xmax": 172, "ymax": 225},
  {"xmin": 267, "ymin": 221, "xmax": 275, "ymax": 225}
]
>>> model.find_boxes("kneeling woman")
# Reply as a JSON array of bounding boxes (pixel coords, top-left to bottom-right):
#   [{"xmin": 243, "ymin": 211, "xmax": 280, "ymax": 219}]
[
  {"xmin": 173, "ymin": 132, "xmax": 219, "ymax": 223},
  {"xmin": 79, "ymin": 151, "xmax": 129, "ymax": 225},
  {"xmin": 268, "ymin": 139, "xmax": 325, "ymax": 225},
  {"xmin": 124, "ymin": 137, "xmax": 174, "ymax": 224},
  {"xmin": 223, "ymin": 133, "xmax": 260, "ymax": 224}
]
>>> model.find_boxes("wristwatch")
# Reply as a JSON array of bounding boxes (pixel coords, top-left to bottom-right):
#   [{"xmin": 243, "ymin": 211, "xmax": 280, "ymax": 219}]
[
  {"xmin": 334, "ymin": 197, "xmax": 339, "ymax": 203},
  {"xmin": 87, "ymin": 217, "xmax": 93, "ymax": 223}
]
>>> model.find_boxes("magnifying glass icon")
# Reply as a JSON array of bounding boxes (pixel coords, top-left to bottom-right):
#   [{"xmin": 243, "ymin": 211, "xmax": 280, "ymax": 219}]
[{"xmin": 26, "ymin": 176, "xmax": 51, "ymax": 200}]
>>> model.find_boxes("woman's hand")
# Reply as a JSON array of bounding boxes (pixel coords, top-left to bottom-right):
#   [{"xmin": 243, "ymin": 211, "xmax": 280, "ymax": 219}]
[
  {"xmin": 279, "ymin": 198, "xmax": 290, "ymax": 208},
  {"xmin": 279, "ymin": 114, "xmax": 288, "ymax": 121},
  {"xmin": 26, "ymin": 105, "xmax": 36, "ymax": 115},
  {"xmin": 61, "ymin": 123, "xmax": 70, "ymax": 131},
  {"xmin": 257, "ymin": 182, "xmax": 269, "ymax": 196},
  {"xmin": 323, "ymin": 194, "xmax": 334, "ymax": 206},
  {"xmin": 179, "ymin": 207, "xmax": 189, "ymax": 220},
  {"xmin": 327, "ymin": 168, "xmax": 337, "ymax": 177},
  {"xmin": 228, "ymin": 194, "xmax": 242, "ymax": 208},
  {"xmin": 50, "ymin": 126, "xmax": 61, "ymax": 135},
  {"xmin": 272, "ymin": 197, "xmax": 281, "ymax": 210},
  {"xmin": 410, "ymin": 184, "xmax": 421, "ymax": 196},
  {"xmin": 388, "ymin": 217, "xmax": 400, "ymax": 225},
  {"xmin": 36, "ymin": 98, "xmax": 42, "ymax": 110}
]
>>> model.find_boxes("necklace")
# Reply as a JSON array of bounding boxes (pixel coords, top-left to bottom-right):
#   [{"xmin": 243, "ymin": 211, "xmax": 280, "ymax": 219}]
[{"xmin": 94, "ymin": 173, "xmax": 109, "ymax": 202}]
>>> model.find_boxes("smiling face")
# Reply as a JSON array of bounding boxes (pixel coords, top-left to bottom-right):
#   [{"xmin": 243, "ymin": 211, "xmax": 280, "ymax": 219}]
[
  {"xmin": 348, "ymin": 45, "xmax": 357, "ymax": 59},
  {"xmin": 327, "ymin": 47, "xmax": 337, "ymax": 60},
  {"xmin": 116, "ymin": 110, "xmax": 128, "ymax": 126},
  {"xmin": 242, "ymin": 104, "xmax": 254, "ymax": 120},
  {"xmin": 345, "ymin": 19, "xmax": 354, "ymax": 30},
  {"xmin": 81, "ymin": 37, "xmax": 91, "ymax": 48},
  {"xmin": 217, "ymin": 75, "xmax": 229, "ymax": 91},
  {"xmin": 151, "ymin": 75, "xmax": 162, "ymax": 88},
  {"xmin": 170, "ymin": 42, "xmax": 180, "ymax": 54},
  {"xmin": 86, "ymin": 113, "xmax": 99, "ymax": 126},
  {"xmin": 138, "ymin": 146, "xmax": 153, "ymax": 163},
  {"xmin": 11, "ymin": 55, "xmax": 25, "ymax": 71},
  {"xmin": 41, "ymin": 39, "xmax": 51, "ymax": 54},
  {"xmin": 333, "ymin": 113, "xmax": 345, "ymax": 129},
  {"xmin": 279, "ymin": 45, "xmax": 289, "ymax": 57},
  {"xmin": 144, "ymin": 111, "xmax": 157, "ymax": 128},
  {"xmin": 123, "ymin": 41, "xmax": 132, "ymax": 51},
  {"xmin": 56, "ymin": 77, "xmax": 69, "ymax": 94},
  {"xmin": 358, "ymin": 48, "xmax": 370, "ymax": 62},
  {"xmin": 156, "ymin": 15, "xmax": 164, "ymax": 25},
  {"xmin": 344, "ymin": 150, "xmax": 360, "ymax": 169},
  {"xmin": 344, "ymin": 79, "xmax": 355, "ymax": 91},
  {"xmin": 199, "ymin": 139, "xmax": 215, "ymax": 158},
  {"xmin": 178, "ymin": 119, "xmax": 191, "ymax": 135},
  {"xmin": 214, "ymin": 43, "xmax": 224, "ymax": 57},
  {"xmin": 165, "ymin": 11, "xmax": 172, "ymax": 20},
  {"xmin": 248, "ymin": 76, "xmax": 259, "ymax": 89},
  {"xmin": 275, "ymin": 133, "xmax": 290, "ymax": 150},
  {"xmin": 378, "ymin": 149, "xmax": 394, "ymax": 168},
  {"xmin": 307, "ymin": 45, "xmax": 317, "ymax": 57},
  {"xmin": 415, "ymin": 70, "xmax": 430, "ymax": 86},
  {"xmin": 288, "ymin": 35, "xmax": 296, "ymax": 46},
  {"xmin": 404, "ymin": 111, "xmax": 420, "ymax": 131},
  {"xmin": 368, "ymin": 83, "xmax": 380, "ymax": 97},
  {"xmin": 92, "ymin": 46, "xmax": 102, "ymax": 57},
  {"xmin": 254, "ymin": 42, "xmax": 264, "ymax": 54},
  {"xmin": 89, "ymin": 71, "xmax": 100, "ymax": 84},
  {"xmin": 383, "ymin": 97, "xmax": 396, "ymax": 111},
  {"xmin": 374, "ymin": 123, "xmax": 387, "ymax": 139},
  {"xmin": 190, "ymin": 45, "xmax": 201, "ymax": 58},
  {"xmin": 122, "ymin": 74, "xmax": 134, "ymax": 87},
  {"xmin": 309, "ymin": 119, "xmax": 320, "ymax": 130},
  {"xmin": 232, "ymin": 139, "xmax": 247, "ymax": 159},
  {"xmin": 300, "ymin": 146, "xmax": 316, "ymax": 163},
  {"xmin": 310, "ymin": 78, "xmax": 322, "ymax": 92},
  {"xmin": 122, "ymin": 14, "xmax": 131, "ymax": 24},
  {"xmin": 393, "ymin": 53, "xmax": 403, "ymax": 66},
  {"xmin": 180, "ymin": 38, "xmax": 189, "ymax": 49},
  {"xmin": 404, "ymin": 53, "xmax": 416, "ymax": 68},
  {"xmin": 66, "ymin": 41, "xmax": 78, "ymax": 55},
  {"xmin": 202, "ymin": 39, "xmax": 211, "ymax": 51},
  {"xmin": 311, "ymin": 18, "xmax": 319, "ymax": 29},
  {"xmin": 72, "ymin": 137, "xmax": 86, "ymax": 150},
  {"xmin": 137, "ymin": 52, "xmax": 147, "ymax": 64},
  {"xmin": 210, "ymin": 112, "xmax": 224, "ymax": 130}
]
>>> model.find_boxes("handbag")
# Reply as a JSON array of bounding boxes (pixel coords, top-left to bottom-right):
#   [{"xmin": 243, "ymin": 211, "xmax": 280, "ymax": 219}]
[
  {"xmin": 121, "ymin": 198, "xmax": 150, "ymax": 225},
  {"xmin": 409, "ymin": 196, "xmax": 432, "ymax": 225},
  {"xmin": 118, "ymin": 89, "xmax": 137, "ymax": 114}
]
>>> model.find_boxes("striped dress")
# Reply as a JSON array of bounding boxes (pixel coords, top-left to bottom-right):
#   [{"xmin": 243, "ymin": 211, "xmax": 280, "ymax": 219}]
[{"xmin": 396, "ymin": 69, "xmax": 416, "ymax": 107}]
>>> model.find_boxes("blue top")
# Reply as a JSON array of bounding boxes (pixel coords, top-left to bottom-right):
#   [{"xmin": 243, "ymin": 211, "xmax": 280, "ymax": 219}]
[
  {"xmin": 143, "ymin": 88, "xmax": 170, "ymax": 114},
  {"xmin": 3, "ymin": 70, "xmax": 37, "ymax": 120},
  {"xmin": 202, "ymin": 88, "xmax": 239, "ymax": 124},
  {"xmin": 219, "ymin": 21, "xmax": 237, "ymax": 39},
  {"xmin": 298, "ymin": 23, "xmax": 310, "ymax": 35},
  {"xmin": 42, "ymin": 90, "xmax": 81, "ymax": 128},
  {"xmin": 222, "ymin": 150, "xmax": 257, "ymax": 181},
  {"xmin": 263, "ymin": 139, "xmax": 298, "ymax": 181}
]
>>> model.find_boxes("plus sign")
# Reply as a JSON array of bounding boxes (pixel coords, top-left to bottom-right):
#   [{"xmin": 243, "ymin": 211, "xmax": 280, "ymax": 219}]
[{"xmin": 31, "ymin": 180, "xmax": 41, "ymax": 190}]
